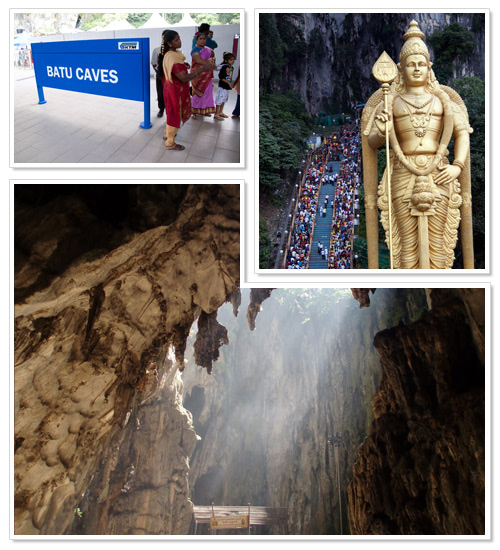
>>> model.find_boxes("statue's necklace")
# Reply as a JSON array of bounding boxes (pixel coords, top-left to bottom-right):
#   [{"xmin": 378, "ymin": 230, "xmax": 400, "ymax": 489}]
[
  {"xmin": 400, "ymin": 93, "xmax": 433, "ymax": 110},
  {"xmin": 401, "ymin": 94, "xmax": 435, "ymax": 138}
]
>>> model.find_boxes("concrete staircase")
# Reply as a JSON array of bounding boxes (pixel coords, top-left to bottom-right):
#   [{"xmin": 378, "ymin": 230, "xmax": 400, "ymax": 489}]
[{"xmin": 309, "ymin": 160, "xmax": 341, "ymax": 269}]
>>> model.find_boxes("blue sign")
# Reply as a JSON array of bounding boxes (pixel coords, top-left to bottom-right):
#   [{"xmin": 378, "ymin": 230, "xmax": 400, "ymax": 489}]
[{"xmin": 32, "ymin": 38, "xmax": 151, "ymax": 129}]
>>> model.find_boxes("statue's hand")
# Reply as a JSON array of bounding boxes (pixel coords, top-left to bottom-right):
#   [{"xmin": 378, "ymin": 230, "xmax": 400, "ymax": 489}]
[
  {"xmin": 434, "ymin": 165, "xmax": 461, "ymax": 186},
  {"xmin": 374, "ymin": 109, "xmax": 392, "ymax": 137}
]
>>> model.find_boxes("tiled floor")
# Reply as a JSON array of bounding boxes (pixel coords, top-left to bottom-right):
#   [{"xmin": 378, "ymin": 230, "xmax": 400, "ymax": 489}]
[{"xmin": 13, "ymin": 69, "xmax": 240, "ymax": 165}]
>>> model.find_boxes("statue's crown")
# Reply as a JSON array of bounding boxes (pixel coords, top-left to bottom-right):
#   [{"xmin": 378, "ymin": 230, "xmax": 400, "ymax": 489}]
[{"xmin": 399, "ymin": 20, "xmax": 430, "ymax": 65}]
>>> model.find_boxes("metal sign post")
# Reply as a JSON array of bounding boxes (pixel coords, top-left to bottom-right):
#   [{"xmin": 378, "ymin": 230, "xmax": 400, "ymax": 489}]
[
  {"xmin": 333, "ymin": 433, "xmax": 343, "ymax": 535},
  {"xmin": 31, "ymin": 38, "xmax": 152, "ymax": 129},
  {"xmin": 328, "ymin": 432, "xmax": 343, "ymax": 534}
]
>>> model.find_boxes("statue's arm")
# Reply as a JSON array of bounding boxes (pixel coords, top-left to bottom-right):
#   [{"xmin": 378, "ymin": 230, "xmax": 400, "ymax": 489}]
[
  {"xmin": 452, "ymin": 102, "xmax": 472, "ymax": 168},
  {"xmin": 453, "ymin": 130, "xmax": 470, "ymax": 168},
  {"xmin": 434, "ymin": 99, "xmax": 471, "ymax": 186},
  {"xmin": 434, "ymin": 128, "xmax": 469, "ymax": 186},
  {"xmin": 367, "ymin": 104, "xmax": 391, "ymax": 150}
]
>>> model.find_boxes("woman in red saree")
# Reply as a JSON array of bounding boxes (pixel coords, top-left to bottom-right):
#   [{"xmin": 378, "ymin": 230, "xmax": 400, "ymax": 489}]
[{"xmin": 158, "ymin": 30, "xmax": 213, "ymax": 150}]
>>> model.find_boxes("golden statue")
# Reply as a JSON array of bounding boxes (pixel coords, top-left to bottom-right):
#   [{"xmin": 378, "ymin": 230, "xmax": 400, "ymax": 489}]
[{"xmin": 362, "ymin": 20, "xmax": 474, "ymax": 269}]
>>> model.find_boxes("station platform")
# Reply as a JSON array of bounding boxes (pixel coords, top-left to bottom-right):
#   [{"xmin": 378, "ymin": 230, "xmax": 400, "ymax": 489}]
[{"xmin": 13, "ymin": 68, "xmax": 240, "ymax": 165}]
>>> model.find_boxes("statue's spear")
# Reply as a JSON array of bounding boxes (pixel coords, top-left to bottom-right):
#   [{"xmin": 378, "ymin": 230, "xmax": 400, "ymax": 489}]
[{"xmin": 372, "ymin": 52, "xmax": 398, "ymax": 269}]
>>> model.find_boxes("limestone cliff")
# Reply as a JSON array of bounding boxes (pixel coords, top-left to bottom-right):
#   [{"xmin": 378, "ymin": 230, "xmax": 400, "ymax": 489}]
[
  {"xmin": 13, "ymin": 184, "xmax": 240, "ymax": 535},
  {"xmin": 261, "ymin": 12, "xmax": 485, "ymax": 115},
  {"xmin": 348, "ymin": 288, "xmax": 485, "ymax": 534}
]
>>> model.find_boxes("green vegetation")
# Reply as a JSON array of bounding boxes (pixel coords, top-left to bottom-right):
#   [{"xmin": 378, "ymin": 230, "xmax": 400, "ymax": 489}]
[
  {"xmin": 259, "ymin": 109, "xmax": 283, "ymax": 192},
  {"xmin": 77, "ymin": 13, "xmax": 131, "ymax": 31},
  {"xmin": 160, "ymin": 13, "xmax": 183, "ymax": 25},
  {"xmin": 259, "ymin": 13, "xmax": 307, "ymax": 90},
  {"xmin": 259, "ymin": 92, "xmax": 313, "ymax": 194},
  {"xmin": 259, "ymin": 216, "xmax": 272, "ymax": 269},
  {"xmin": 272, "ymin": 288, "xmax": 354, "ymax": 318},
  {"xmin": 258, "ymin": 14, "xmax": 286, "ymax": 90},
  {"xmin": 378, "ymin": 289, "xmax": 428, "ymax": 328},
  {"xmin": 259, "ymin": 14, "xmax": 314, "ymax": 199},
  {"xmin": 472, "ymin": 13, "xmax": 485, "ymax": 33},
  {"xmin": 428, "ymin": 22, "xmax": 477, "ymax": 84},
  {"xmin": 190, "ymin": 13, "xmax": 240, "ymax": 25},
  {"xmin": 125, "ymin": 13, "xmax": 153, "ymax": 28},
  {"xmin": 315, "ymin": 112, "xmax": 344, "ymax": 127},
  {"xmin": 17, "ymin": 12, "xmax": 240, "ymax": 33}
]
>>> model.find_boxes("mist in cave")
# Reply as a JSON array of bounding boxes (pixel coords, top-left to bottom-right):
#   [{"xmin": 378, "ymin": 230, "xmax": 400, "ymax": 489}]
[{"xmin": 181, "ymin": 288, "xmax": 430, "ymax": 535}]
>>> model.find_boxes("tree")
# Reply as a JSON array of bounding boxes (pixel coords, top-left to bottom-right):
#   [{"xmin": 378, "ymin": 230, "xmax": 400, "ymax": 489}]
[
  {"xmin": 259, "ymin": 216, "xmax": 272, "ymax": 268},
  {"xmin": 126, "ymin": 13, "xmax": 152, "ymax": 28},
  {"xmin": 78, "ymin": 13, "xmax": 128, "ymax": 31},
  {"xmin": 190, "ymin": 13, "xmax": 217, "ymax": 26},
  {"xmin": 259, "ymin": 109, "xmax": 282, "ymax": 191},
  {"xmin": 428, "ymin": 23, "xmax": 477, "ymax": 84},
  {"xmin": 15, "ymin": 13, "xmax": 78, "ymax": 34},
  {"xmin": 217, "ymin": 13, "xmax": 240, "ymax": 25},
  {"xmin": 162, "ymin": 13, "xmax": 183, "ymax": 25},
  {"xmin": 259, "ymin": 93, "xmax": 312, "ymax": 196},
  {"xmin": 259, "ymin": 13, "xmax": 285, "ymax": 92},
  {"xmin": 272, "ymin": 288, "xmax": 353, "ymax": 318},
  {"xmin": 14, "ymin": 13, "xmax": 35, "ymax": 33},
  {"xmin": 190, "ymin": 13, "xmax": 240, "ymax": 26}
]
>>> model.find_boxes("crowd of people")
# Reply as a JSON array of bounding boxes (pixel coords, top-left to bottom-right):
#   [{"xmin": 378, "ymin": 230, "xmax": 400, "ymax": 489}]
[
  {"xmin": 327, "ymin": 122, "xmax": 361, "ymax": 269},
  {"xmin": 151, "ymin": 24, "xmax": 240, "ymax": 151},
  {"xmin": 284, "ymin": 119, "xmax": 362, "ymax": 270},
  {"xmin": 285, "ymin": 150, "xmax": 328, "ymax": 269}
]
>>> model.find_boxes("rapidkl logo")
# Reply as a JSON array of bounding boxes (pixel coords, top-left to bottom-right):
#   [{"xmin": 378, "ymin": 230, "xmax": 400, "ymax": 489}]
[{"xmin": 118, "ymin": 42, "xmax": 139, "ymax": 50}]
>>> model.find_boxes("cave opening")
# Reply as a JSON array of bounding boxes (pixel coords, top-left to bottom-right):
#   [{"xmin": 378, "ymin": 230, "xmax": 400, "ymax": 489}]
[{"xmin": 179, "ymin": 288, "xmax": 485, "ymax": 536}]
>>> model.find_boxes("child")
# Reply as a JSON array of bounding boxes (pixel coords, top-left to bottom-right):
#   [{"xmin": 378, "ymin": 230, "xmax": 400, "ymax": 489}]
[{"xmin": 214, "ymin": 52, "xmax": 236, "ymax": 121}]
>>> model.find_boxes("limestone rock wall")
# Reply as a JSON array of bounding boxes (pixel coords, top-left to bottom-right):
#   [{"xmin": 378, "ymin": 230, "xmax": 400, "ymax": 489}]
[
  {"xmin": 262, "ymin": 12, "xmax": 485, "ymax": 115},
  {"xmin": 347, "ymin": 288, "xmax": 485, "ymax": 534},
  {"xmin": 13, "ymin": 184, "xmax": 240, "ymax": 535}
]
